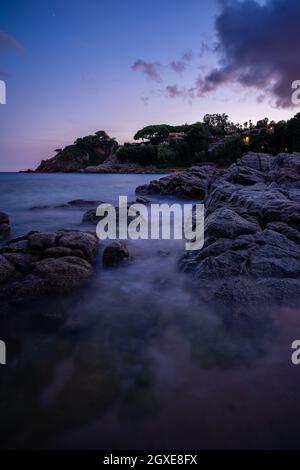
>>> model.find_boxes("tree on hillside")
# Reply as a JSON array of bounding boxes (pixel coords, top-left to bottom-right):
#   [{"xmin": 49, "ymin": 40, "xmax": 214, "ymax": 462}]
[
  {"xmin": 134, "ymin": 125, "xmax": 171, "ymax": 143},
  {"xmin": 185, "ymin": 122, "xmax": 209, "ymax": 155},
  {"xmin": 203, "ymin": 113, "xmax": 230, "ymax": 135}
]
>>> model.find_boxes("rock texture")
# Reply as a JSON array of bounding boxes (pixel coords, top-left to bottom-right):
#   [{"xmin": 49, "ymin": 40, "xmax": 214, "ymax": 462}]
[
  {"xmin": 181, "ymin": 153, "xmax": 300, "ymax": 305},
  {"xmin": 136, "ymin": 164, "xmax": 222, "ymax": 199},
  {"xmin": 137, "ymin": 152, "xmax": 300, "ymax": 305},
  {"xmin": 0, "ymin": 230, "xmax": 99, "ymax": 303}
]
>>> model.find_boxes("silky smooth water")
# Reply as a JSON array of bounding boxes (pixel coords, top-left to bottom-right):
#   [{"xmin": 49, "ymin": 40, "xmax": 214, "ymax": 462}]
[{"xmin": 0, "ymin": 173, "xmax": 300, "ymax": 450}]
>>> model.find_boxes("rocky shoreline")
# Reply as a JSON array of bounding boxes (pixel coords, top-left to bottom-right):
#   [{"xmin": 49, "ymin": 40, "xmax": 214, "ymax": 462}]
[
  {"xmin": 2, "ymin": 151, "xmax": 300, "ymax": 315},
  {"xmin": 137, "ymin": 152, "xmax": 300, "ymax": 310}
]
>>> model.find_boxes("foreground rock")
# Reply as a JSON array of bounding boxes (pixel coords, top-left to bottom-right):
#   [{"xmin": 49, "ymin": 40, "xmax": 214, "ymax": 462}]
[
  {"xmin": 178, "ymin": 152, "xmax": 300, "ymax": 306},
  {"xmin": 102, "ymin": 241, "xmax": 129, "ymax": 267},
  {"xmin": 137, "ymin": 152, "xmax": 300, "ymax": 305},
  {"xmin": 0, "ymin": 230, "xmax": 99, "ymax": 304},
  {"xmin": 0, "ymin": 212, "xmax": 10, "ymax": 240}
]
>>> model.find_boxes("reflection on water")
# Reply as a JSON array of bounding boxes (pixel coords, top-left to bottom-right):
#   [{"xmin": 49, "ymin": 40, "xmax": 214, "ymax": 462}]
[{"xmin": 0, "ymin": 173, "xmax": 300, "ymax": 450}]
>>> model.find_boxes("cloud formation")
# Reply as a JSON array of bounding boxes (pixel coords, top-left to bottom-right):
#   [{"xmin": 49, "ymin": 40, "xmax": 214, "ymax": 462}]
[
  {"xmin": 197, "ymin": 0, "xmax": 300, "ymax": 108},
  {"xmin": 169, "ymin": 60, "xmax": 187, "ymax": 74},
  {"xmin": 182, "ymin": 50, "xmax": 193, "ymax": 62},
  {"xmin": 165, "ymin": 85, "xmax": 186, "ymax": 98},
  {"xmin": 131, "ymin": 59, "xmax": 162, "ymax": 83}
]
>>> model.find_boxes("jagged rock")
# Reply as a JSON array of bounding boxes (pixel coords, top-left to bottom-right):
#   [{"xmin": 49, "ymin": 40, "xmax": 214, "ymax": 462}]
[
  {"xmin": 178, "ymin": 152, "xmax": 300, "ymax": 300},
  {"xmin": 136, "ymin": 166, "xmax": 220, "ymax": 199},
  {"xmin": 0, "ymin": 230, "xmax": 99, "ymax": 303},
  {"xmin": 205, "ymin": 180, "xmax": 299, "ymax": 228},
  {"xmin": 102, "ymin": 241, "xmax": 129, "ymax": 266},
  {"xmin": 205, "ymin": 207, "xmax": 260, "ymax": 240},
  {"xmin": 238, "ymin": 152, "xmax": 275, "ymax": 172},
  {"xmin": 223, "ymin": 164, "xmax": 266, "ymax": 186},
  {"xmin": 269, "ymin": 153, "xmax": 300, "ymax": 189}
]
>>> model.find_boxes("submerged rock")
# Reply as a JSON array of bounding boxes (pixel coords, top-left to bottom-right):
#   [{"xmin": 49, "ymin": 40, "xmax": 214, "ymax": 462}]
[
  {"xmin": 0, "ymin": 230, "xmax": 99, "ymax": 303},
  {"xmin": 102, "ymin": 241, "xmax": 129, "ymax": 267}
]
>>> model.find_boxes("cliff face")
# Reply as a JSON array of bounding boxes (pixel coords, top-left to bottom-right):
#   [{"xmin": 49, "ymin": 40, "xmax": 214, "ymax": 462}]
[{"xmin": 35, "ymin": 131, "xmax": 118, "ymax": 172}]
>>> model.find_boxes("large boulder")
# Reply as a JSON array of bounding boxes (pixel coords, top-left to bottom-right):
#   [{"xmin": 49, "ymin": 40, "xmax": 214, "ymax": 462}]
[
  {"xmin": 238, "ymin": 152, "xmax": 275, "ymax": 172},
  {"xmin": 0, "ymin": 230, "xmax": 99, "ymax": 303},
  {"xmin": 205, "ymin": 207, "xmax": 260, "ymax": 240},
  {"xmin": 269, "ymin": 153, "xmax": 300, "ymax": 188}
]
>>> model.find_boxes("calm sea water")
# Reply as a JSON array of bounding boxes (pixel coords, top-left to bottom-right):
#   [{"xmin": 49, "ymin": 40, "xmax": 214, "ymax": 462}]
[{"xmin": 1, "ymin": 173, "xmax": 300, "ymax": 450}]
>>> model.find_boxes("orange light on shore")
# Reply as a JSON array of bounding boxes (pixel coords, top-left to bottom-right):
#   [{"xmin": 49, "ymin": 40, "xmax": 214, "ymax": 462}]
[{"xmin": 243, "ymin": 136, "xmax": 250, "ymax": 145}]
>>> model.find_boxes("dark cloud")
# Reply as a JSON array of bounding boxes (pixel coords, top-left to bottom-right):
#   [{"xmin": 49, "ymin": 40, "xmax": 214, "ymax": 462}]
[
  {"xmin": 197, "ymin": 0, "xmax": 300, "ymax": 108},
  {"xmin": 169, "ymin": 60, "xmax": 186, "ymax": 74},
  {"xmin": 131, "ymin": 59, "xmax": 162, "ymax": 83}
]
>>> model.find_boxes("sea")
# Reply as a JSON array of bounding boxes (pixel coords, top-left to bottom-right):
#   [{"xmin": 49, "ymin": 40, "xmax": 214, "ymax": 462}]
[{"xmin": 0, "ymin": 172, "xmax": 300, "ymax": 450}]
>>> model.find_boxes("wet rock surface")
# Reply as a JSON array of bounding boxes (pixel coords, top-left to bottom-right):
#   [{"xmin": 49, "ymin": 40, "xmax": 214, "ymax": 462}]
[{"xmin": 0, "ymin": 230, "xmax": 99, "ymax": 303}]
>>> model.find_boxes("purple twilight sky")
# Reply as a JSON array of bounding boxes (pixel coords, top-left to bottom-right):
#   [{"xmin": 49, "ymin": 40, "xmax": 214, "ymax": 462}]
[{"xmin": 0, "ymin": 0, "xmax": 299, "ymax": 171}]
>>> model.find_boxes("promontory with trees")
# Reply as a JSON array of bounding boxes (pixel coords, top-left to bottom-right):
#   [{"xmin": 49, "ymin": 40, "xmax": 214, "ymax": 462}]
[{"xmin": 33, "ymin": 113, "xmax": 300, "ymax": 173}]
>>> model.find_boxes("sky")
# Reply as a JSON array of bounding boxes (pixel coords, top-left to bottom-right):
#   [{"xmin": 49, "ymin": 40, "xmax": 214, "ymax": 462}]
[{"xmin": 0, "ymin": 0, "xmax": 299, "ymax": 171}]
